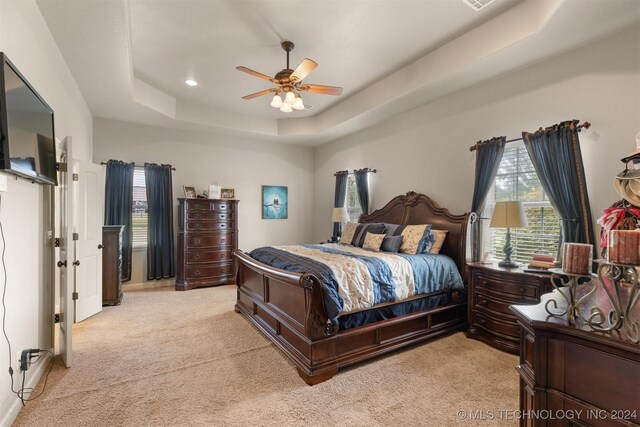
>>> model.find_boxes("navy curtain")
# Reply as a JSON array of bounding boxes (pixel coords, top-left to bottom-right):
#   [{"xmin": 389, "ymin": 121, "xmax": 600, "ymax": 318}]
[
  {"xmin": 333, "ymin": 171, "xmax": 349, "ymax": 238},
  {"xmin": 144, "ymin": 163, "xmax": 175, "ymax": 280},
  {"xmin": 523, "ymin": 120, "xmax": 595, "ymax": 245},
  {"xmin": 470, "ymin": 136, "xmax": 506, "ymax": 261},
  {"xmin": 104, "ymin": 160, "xmax": 135, "ymax": 282},
  {"xmin": 354, "ymin": 168, "xmax": 370, "ymax": 215}
]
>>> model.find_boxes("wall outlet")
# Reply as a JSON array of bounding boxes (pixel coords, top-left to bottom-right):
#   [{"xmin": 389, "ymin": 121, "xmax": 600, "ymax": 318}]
[{"xmin": 17, "ymin": 349, "xmax": 31, "ymax": 371}]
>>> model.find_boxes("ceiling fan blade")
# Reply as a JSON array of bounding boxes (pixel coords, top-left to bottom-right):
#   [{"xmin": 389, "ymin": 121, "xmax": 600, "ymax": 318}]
[
  {"xmin": 299, "ymin": 84, "xmax": 343, "ymax": 96},
  {"xmin": 236, "ymin": 66, "xmax": 275, "ymax": 83},
  {"xmin": 290, "ymin": 59, "xmax": 318, "ymax": 83},
  {"xmin": 242, "ymin": 89, "xmax": 274, "ymax": 100}
]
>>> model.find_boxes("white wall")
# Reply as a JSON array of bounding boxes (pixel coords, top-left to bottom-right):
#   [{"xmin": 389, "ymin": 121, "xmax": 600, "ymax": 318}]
[
  {"xmin": 0, "ymin": 1, "xmax": 93, "ymax": 424},
  {"xmin": 313, "ymin": 26, "xmax": 640, "ymax": 249},
  {"xmin": 93, "ymin": 119, "xmax": 315, "ymax": 284}
]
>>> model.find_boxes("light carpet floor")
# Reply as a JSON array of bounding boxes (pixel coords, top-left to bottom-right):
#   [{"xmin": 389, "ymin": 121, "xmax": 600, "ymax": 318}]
[{"xmin": 14, "ymin": 285, "xmax": 519, "ymax": 426}]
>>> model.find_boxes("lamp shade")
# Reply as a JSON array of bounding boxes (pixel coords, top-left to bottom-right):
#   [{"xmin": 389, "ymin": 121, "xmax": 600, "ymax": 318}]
[
  {"xmin": 331, "ymin": 207, "xmax": 349, "ymax": 223},
  {"xmin": 490, "ymin": 201, "xmax": 528, "ymax": 228}
]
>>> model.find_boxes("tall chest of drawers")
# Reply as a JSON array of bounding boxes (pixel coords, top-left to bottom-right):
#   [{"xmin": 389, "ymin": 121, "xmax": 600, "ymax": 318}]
[{"xmin": 176, "ymin": 198, "xmax": 239, "ymax": 291}]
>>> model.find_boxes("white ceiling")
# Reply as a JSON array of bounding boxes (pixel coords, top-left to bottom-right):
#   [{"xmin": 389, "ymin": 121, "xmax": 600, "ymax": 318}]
[{"xmin": 36, "ymin": 0, "xmax": 640, "ymax": 146}]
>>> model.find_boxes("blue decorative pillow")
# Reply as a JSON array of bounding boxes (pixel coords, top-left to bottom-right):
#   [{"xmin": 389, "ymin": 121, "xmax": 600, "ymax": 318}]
[
  {"xmin": 350, "ymin": 223, "xmax": 386, "ymax": 247},
  {"xmin": 380, "ymin": 235, "xmax": 403, "ymax": 253}
]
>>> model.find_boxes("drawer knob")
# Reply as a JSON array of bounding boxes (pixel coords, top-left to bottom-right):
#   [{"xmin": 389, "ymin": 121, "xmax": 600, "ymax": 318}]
[
  {"xmin": 194, "ymin": 254, "xmax": 200, "ymax": 260},
  {"xmin": 220, "ymin": 214, "xmax": 226, "ymax": 219},
  {"xmin": 479, "ymin": 319, "xmax": 486, "ymax": 325},
  {"xmin": 195, "ymin": 223, "xmax": 201, "ymax": 228},
  {"xmin": 220, "ymin": 239, "xmax": 225, "ymax": 244},
  {"xmin": 481, "ymin": 280, "xmax": 488, "ymax": 286},
  {"xmin": 519, "ymin": 287, "xmax": 525, "ymax": 293},
  {"xmin": 480, "ymin": 299, "xmax": 487, "ymax": 306},
  {"xmin": 194, "ymin": 214, "xmax": 201, "ymax": 219},
  {"xmin": 220, "ymin": 224, "xmax": 226, "ymax": 228},
  {"xmin": 220, "ymin": 254, "xmax": 226, "ymax": 259},
  {"xmin": 194, "ymin": 239, "xmax": 201, "ymax": 244},
  {"xmin": 221, "ymin": 267, "xmax": 228, "ymax": 273},
  {"xmin": 195, "ymin": 270, "xmax": 201, "ymax": 275}
]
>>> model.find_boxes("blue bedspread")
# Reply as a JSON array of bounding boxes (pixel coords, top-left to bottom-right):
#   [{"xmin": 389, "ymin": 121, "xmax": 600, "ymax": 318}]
[{"xmin": 249, "ymin": 243, "xmax": 464, "ymax": 323}]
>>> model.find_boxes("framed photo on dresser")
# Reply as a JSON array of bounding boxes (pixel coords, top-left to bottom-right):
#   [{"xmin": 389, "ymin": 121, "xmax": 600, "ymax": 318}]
[{"xmin": 183, "ymin": 186, "xmax": 196, "ymax": 199}]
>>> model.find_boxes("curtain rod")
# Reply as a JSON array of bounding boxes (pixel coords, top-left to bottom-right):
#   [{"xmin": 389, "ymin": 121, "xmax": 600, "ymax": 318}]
[
  {"xmin": 334, "ymin": 168, "xmax": 377, "ymax": 176},
  {"xmin": 469, "ymin": 121, "xmax": 591, "ymax": 152},
  {"xmin": 100, "ymin": 161, "xmax": 176, "ymax": 171}
]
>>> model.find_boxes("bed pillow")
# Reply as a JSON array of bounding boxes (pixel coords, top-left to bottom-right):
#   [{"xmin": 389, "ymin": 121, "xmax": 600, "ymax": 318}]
[
  {"xmin": 380, "ymin": 235, "xmax": 403, "ymax": 253},
  {"xmin": 429, "ymin": 230, "xmax": 448, "ymax": 254},
  {"xmin": 399, "ymin": 224, "xmax": 433, "ymax": 254},
  {"xmin": 363, "ymin": 232, "xmax": 385, "ymax": 252},
  {"xmin": 382, "ymin": 223, "xmax": 433, "ymax": 254},
  {"xmin": 340, "ymin": 222, "xmax": 358, "ymax": 245},
  {"xmin": 351, "ymin": 223, "xmax": 386, "ymax": 247},
  {"xmin": 341, "ymin": 223, "xmax": 386, "ymax": 247}
]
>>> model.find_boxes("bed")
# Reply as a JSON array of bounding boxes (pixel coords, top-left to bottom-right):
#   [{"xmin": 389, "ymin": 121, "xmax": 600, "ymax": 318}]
[{"xmin": 233, "ymin": 192, "xmax": 470, "ymax": 384}]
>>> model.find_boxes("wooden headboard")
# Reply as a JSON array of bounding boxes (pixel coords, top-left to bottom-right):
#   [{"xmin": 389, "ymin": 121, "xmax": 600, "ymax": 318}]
[{"xmin": 359, "ymin": 192, "xmax": 470, "ymax": 284}]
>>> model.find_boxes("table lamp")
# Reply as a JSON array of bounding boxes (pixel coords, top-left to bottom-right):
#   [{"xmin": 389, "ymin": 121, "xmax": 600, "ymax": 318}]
[
  {"xmin": 331, "ymin": 207, "xmax": 349, "ymax": 241},
  {"xmin": 490, "ymin": 201, "xmax": 528, "ymax": 268}
]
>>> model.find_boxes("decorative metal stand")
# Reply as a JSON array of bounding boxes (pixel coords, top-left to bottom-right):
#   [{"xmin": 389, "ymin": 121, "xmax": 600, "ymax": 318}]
[
  {"xmin": 545, "ymin": 268, "xmax": 598, "ymax": 323},
  {"xmin": 587, "ymin": 263, "xmax": 640, "ymax": 343}
]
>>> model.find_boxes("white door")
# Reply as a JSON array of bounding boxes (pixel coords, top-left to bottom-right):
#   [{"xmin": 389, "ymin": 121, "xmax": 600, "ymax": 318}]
[
  {"xmin": 55, "ymin": 137, "xmax": 74, "ymax": 367},
  {"xmin": 74, "ymin": 160, "xmax": 105, "ymax": 322}
]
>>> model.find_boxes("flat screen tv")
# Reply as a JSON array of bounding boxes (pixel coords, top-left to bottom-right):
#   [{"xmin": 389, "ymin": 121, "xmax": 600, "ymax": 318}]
[{"xmin": 0, "ymin": 52, "xmax": 56, "ymax": 185}]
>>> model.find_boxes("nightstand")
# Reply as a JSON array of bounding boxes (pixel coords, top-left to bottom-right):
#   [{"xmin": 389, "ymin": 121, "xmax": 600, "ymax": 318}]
[{"xmin": 466, "ymin": 262, "xmax": 552, "ymax": 354}]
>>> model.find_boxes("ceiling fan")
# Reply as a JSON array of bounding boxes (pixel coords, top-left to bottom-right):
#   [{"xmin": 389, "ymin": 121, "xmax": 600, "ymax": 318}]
[{"xmin": 236, "ymin": 41, "xmax": 343, "ymax": 113}]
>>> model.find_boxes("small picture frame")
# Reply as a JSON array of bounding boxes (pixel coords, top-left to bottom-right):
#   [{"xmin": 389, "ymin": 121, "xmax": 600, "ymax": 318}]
[
  {"xmin": 183, "ymin": 186, "xmax": 197, "ymax": 199},
  {"xmin": 221, "ymin": 188, "xmax": 235, "ymax": 199}
]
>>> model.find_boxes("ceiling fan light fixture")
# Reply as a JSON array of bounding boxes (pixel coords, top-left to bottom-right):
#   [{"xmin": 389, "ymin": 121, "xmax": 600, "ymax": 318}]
[
  {"xmin": 185, "ymin": 79, "xmax": 198, "ymax": 86},
  {"xmin": 292, "ymin": 95, "xmax": 305, "ymax": 110},
  {"xmin": 284, "ymin": 91, "xmax": 296, "ymax": 103},
  {"xmin": 270, "ymin": 93, "xmax": 283, "ymax": 108},
  {"xmin": 280, "ymin": 103, "xmax": 293, "ymax": 113}
]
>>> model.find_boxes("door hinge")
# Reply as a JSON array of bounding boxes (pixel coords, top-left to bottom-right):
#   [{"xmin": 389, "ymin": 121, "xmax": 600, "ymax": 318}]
[
  {"xmin": 54, "ymin": 238, "xmax": 61, "ymax": 247},
  {"xmin": 72, "ymin": 292, "xmax": 79, "ymax": 301},
  {"xmin": 73, "ymin": 233, "xmax": 79, "ymax": 241},
  {"xmin": 54, "ymin": 313, "xmax": 61, "ymax": 323},
  {"xmin": 56, "ymin": 162, "xmax": 67, "ymax": 172},
  {"xmin": 72, "ymin": 173, "xmax": 79, "ymax": 181}
]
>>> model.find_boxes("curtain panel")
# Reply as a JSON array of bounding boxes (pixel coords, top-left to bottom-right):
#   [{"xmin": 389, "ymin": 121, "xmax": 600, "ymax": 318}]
[
  {"xmin": 104, "ymin": 160, "xmax": 135, "ymax": 282},
  {"xmin": 470, "ymin": 136, "xmax": 506, "ymax": 262},
  {"xmin": 354, "ymin": 168, "xmax": 370, "ymax": 216},
  {"xmin": 145, "ymin": 163, "xmax": 175, "ymax": 280},
  {"xmin": 522, "ymin": 120, "xmax": 595, "ymax": 245},
  {"xmin": 333, "ymin": 171, "xmax": 349, "ymax": 238}
]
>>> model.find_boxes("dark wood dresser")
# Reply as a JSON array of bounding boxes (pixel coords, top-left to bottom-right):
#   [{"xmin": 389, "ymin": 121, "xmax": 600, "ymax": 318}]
[
  {"xmin": 467, "ymin": 263, "xmax": 552, "ymax": 354},
  {"xmin": 511, "ymin": 286, "xmax": 640, "ymax": 427},
  {"xmin": 102, "ymin": 225, "xmax": 123, "ymax": 306},
  {"xmin": 176, "ymin": 198, "xmax": 238, "ymax": 291}
]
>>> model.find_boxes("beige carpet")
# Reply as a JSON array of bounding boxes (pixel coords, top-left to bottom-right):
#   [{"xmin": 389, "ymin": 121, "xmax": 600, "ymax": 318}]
[{"xmin": 14, "ymin": 285, "xmax": 518, "ymax": 426}]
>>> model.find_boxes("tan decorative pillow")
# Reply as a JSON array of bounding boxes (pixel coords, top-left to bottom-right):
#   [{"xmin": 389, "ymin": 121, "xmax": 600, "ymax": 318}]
[
  {"xmin": 363, "ymin": 232, "xmax": 385, "ymax": 252},
  {"xmin": 399, "ymin": 224, "xmax": 429, "ymax": 254},
  {"xmin": 430, "ymin": 230, "xmax": 449, "ymax": 254},
  {"xmin": 340, "ymin": 222, "xmax": 358, "ymax": 245}
]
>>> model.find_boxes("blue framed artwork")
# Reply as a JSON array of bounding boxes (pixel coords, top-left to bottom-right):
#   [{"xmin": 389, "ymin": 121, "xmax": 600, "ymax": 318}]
[{"xmin": 262, "ymin": 185, "xmax": 288, "ymax": 219}]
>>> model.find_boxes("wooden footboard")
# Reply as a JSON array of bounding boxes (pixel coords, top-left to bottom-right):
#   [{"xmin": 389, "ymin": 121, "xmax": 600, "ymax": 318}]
[{"xmin": 234, "ymin": 249, "xmax": 467, "ymax": 385}]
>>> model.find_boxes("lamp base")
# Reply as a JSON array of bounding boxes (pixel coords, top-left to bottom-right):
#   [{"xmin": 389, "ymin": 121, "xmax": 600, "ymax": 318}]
[{"xmin": 498, "ymin": 260, "xmax": 520, "ymax": 269}]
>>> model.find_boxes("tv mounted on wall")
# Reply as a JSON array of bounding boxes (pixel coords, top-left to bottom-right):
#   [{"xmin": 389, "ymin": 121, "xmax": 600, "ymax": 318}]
[{"xmin": 0, "ymin": 52, "xmax": 57, "ymax": 185}]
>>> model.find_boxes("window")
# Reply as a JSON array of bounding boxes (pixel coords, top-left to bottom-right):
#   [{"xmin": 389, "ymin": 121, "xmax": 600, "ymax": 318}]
[
  {"xmin": 345, "ymin": 174, "xmax": 363, "ymax": 222},
  {"xmin": 132, "ymin": 167, "xmax": 147, "ymax": 246},
  {"xmin": 484, "ymin": 141, "xmax": 562, "ymax": 263}
]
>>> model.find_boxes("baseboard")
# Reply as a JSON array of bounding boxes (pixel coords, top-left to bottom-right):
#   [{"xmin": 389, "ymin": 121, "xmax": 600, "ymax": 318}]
[
  {"xmin": 1, "ymin": 349, "xmax": 54, "ymax": 427},
  {"xmin": 123, "ymin": 279, "xmax": 174, "ymax": 291}
]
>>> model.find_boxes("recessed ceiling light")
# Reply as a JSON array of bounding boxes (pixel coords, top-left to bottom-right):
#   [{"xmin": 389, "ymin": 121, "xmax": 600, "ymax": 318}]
[{"xmin": 185, "ymin": 79, "xmax": 198, "ymax": 87}]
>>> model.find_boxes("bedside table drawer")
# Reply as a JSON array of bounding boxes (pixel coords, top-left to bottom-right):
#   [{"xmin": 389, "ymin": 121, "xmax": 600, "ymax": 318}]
[
  {"xmin": 476, "ymin": 275, "xmax": 538, "ymax": 299},
  {"xmin": 473, "ymin": 291, "xmax": 520, "ymax": 318},
  {"xmin": 473, "ymin": 311, "xmax": 520, "ymax": 338}
]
